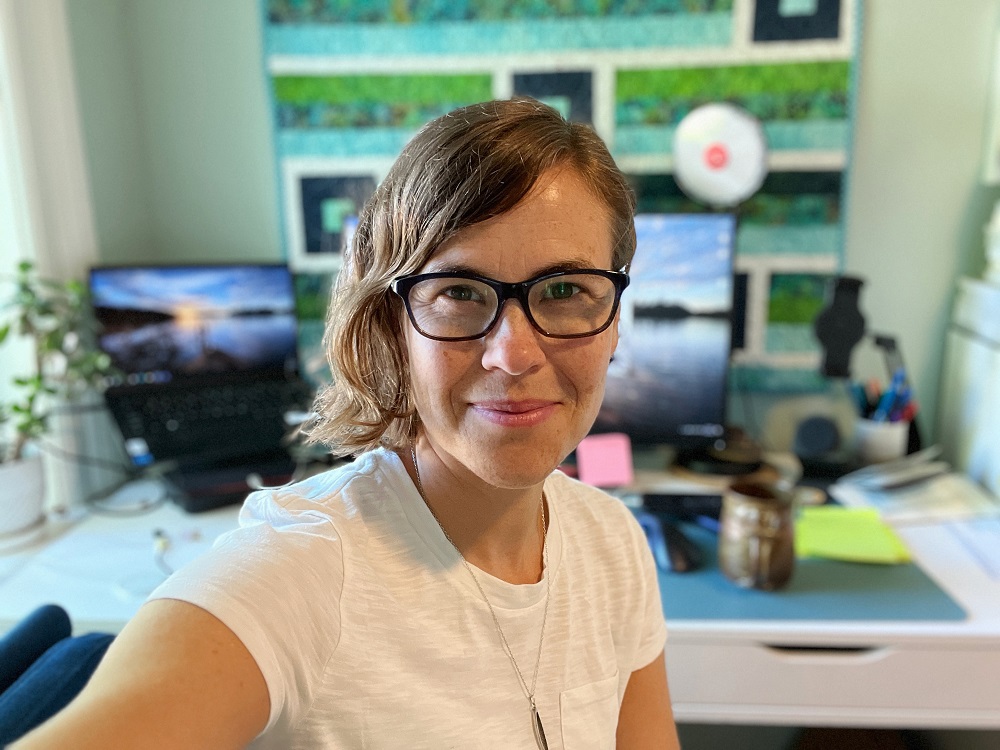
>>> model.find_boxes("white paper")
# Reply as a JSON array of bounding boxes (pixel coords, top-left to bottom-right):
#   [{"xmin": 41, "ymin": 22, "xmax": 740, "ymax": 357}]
[{"xmin": 830, "ymin": 472, "xmax": 1000, "ymax": 525}]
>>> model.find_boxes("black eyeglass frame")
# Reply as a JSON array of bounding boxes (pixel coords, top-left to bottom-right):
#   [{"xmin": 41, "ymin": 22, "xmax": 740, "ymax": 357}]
[{"xmin": 391, "ymin": 269, "xmax": 631, "ymax": 342}]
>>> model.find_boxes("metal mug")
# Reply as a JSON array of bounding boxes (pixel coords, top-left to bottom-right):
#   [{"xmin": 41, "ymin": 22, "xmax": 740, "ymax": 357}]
[{"xmin": 718, "ymin": 481, "xmax": 795, "ymax": 591}]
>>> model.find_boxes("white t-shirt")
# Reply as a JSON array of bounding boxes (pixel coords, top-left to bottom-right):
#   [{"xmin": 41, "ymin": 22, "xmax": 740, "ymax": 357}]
[{"xmin": 151, "ymin": 448, "xmax": 666, "ymax": 750}]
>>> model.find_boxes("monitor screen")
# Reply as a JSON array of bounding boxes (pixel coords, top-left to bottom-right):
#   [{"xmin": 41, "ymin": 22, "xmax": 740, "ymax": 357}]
[
  {"xmin": 89, "ymin": 264, "xmax": 299, "ymax": 387},
  {"xmin": 592, "ymin": 213, "xmax": 736, "ymax": 449}
]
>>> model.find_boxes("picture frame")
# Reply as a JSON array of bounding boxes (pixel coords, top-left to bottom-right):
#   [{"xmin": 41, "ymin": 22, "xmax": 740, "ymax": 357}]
[{"xmin": 281, "ymin": 157, "xmax": 391, "ymax": 272}]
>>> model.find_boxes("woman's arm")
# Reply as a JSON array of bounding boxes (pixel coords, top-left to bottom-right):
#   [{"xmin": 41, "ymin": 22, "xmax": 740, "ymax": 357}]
[
  {"xmin": 11, "ymin": 598, "xmax": 270, "ymax": 750},
  {"xmin": 615, "ymin": 649, "xmax": 681, "ymax": 750}
]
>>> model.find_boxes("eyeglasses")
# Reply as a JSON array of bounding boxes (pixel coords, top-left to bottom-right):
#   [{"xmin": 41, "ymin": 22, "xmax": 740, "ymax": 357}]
[{"xmin": 391, "ymin": 269, "xmax": 630, "ymax": 341}]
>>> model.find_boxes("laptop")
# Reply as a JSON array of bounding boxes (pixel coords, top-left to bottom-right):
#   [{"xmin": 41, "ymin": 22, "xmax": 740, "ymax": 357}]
[{"xmin": 89, "ymin": 263, "xmax": 314, "ymax": 510}]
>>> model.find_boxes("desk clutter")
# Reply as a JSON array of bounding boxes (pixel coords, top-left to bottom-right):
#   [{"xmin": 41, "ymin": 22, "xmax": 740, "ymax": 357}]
[
  {"xmin": 831, "ymin": 448, "xmax": 1000, "ymax": 524},
  {"xmin": 577, "ymin": 431, "xmax": 1000, "ymax": 603},
  {"xmin": 830, "ymin": 465, "xmax": 1000, "ymax": 581},
  {"xmin": 624, "ymin": 477, "xmax": 969, "ymax": 623},
  {"xmin": 850, "ymin": 368, "xmax": 917, "ymax": 425},
  {"xmin": 651, "ymin": 521, "xmax": 967, "ymax": 623}
]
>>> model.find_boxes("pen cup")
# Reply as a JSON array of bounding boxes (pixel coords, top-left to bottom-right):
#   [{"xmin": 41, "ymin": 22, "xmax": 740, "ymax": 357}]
[{"xmin": 854, "ymin": 418, "xmax": 909, "ymax": 464}]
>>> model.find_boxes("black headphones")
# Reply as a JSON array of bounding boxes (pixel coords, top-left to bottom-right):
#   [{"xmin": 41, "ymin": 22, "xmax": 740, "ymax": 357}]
[{"xmin": 813, "ymin": 275, "xmax": 865, "ymax": 378}]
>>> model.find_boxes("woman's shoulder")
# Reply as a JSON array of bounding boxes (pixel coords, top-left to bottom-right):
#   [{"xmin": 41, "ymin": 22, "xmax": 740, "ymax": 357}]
[
  {"xmin": 544, "ymin": 469, "xmax": 657, "ymax": 611},
  {"xmin": 237, "ymin": 448, "xmax": 409, "ymax": 537},
  {"xmin": 544, "ymin": 469, "xmax": 640, "ymax": 538}
]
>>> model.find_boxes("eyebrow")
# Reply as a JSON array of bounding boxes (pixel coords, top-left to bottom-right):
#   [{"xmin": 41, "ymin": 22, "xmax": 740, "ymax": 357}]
[{"xmin": 422, "ymin": 259, "xmax": 607, "ymax": 278}]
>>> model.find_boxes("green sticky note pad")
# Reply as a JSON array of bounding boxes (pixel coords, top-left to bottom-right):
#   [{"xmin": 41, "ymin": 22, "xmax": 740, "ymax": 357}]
[{"xmin": 795, "ymin": 506, "xmax": 911, "ymax": 564}]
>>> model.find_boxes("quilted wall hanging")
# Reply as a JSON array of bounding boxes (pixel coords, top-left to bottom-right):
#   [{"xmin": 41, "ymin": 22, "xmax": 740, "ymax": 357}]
[{"xmin": 261, "ymin": 0, "xmax": 861, "ymax": 389}]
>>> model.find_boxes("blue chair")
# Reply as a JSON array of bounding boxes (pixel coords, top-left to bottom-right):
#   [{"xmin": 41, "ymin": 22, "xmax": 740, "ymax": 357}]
[{"xmin": 0, "ymin": 605, "xmax": 114, "ymax": 745}]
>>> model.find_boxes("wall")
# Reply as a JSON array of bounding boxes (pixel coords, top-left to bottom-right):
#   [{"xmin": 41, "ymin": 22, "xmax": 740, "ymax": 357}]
[
  {"xmin": 62, "ymin": 0, "xmax": 149, "ymax": 265},
  {"xmin": 844, "ymin": 0, "xmax": 1000, "ymax": 442},
  {"xmin": 66, "ymin": 0, "xmax": 280, "ymax": 264}
]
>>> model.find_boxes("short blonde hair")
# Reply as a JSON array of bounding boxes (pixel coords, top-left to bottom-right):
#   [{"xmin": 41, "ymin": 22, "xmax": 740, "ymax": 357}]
[{"xmin": 304, "ymin": 98, "xmax": 636, "ymax": 456}]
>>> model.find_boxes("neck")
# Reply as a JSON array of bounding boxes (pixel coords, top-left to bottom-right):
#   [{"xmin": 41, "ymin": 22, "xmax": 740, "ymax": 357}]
[{"xmin": 405, "ymin": 441, "xmax": 547, "ymax": 585}]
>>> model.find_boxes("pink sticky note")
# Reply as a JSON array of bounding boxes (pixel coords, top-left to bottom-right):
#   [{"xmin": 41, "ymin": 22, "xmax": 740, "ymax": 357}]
[{"xmin": 576, "ymin": 433, "xmax": 634, "ymax": 488}]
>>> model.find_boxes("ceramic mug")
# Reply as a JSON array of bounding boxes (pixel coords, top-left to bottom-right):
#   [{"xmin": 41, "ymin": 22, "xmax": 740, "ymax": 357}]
[{"xmin": 718, "ymin": 481, "xmax": 795, "ymax": 591}]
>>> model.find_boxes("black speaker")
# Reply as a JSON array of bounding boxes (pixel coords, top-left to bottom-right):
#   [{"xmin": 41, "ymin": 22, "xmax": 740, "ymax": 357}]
[{"xmin": 792, "ymin": 415, "xmax": 859, "ymax": 479}]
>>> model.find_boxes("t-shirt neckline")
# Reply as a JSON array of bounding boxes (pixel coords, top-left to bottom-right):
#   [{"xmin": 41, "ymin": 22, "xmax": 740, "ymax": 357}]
[{"xmin": 379, "ymin": 448, "xmax": 563, "ymax": 611}]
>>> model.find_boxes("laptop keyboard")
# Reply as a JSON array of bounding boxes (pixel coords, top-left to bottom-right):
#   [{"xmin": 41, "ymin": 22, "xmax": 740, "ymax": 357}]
[{"xmin": 112, "ymin": 380, "xmax": 312, "ymax": 464}]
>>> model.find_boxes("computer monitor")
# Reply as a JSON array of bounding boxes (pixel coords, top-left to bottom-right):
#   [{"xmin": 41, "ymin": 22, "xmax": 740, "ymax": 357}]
[
  {"xmin": 592, "ymin": 213, "xmax": 736, "ymax": 450},
  {"xmin": 89, "ymin": 264, "xmax": 299, "ymax": 387}
]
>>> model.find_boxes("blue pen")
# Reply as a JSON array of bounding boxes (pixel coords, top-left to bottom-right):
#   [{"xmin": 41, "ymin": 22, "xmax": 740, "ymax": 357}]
[
  {"xmin": 849, "ymin": 381, "xmax": 869, "ymax": 416},
  {"xmin": 873, "ymin": 368, "xmax": 906, "ymax": 422}
]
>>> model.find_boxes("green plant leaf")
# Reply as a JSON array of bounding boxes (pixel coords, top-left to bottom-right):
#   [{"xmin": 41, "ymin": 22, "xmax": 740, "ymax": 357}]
[{"xmin": 2, "ymin": 261, "xmax": 117, "ymax": 461}]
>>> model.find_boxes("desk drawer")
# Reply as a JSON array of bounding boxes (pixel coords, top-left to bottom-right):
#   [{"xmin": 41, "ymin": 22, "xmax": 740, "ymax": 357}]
[{"xmin": 666, "ymin": 640, "xmax": 1000, "ymax": 727}]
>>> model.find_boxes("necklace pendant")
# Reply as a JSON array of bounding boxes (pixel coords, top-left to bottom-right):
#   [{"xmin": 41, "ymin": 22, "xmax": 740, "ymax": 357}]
[{"xmin": 531, "ymin": 703, "xmax": 549, "ymax": 750}]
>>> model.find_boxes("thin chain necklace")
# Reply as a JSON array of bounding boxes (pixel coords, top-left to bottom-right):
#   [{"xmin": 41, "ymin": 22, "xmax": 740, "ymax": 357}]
[{"xmin": 409, "ymin": 443, "xmax": 551, "ymax": 750}]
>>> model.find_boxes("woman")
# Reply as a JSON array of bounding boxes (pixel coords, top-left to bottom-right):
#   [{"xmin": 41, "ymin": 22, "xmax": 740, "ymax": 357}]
[{"xmin": 13, "ymin": 98, "xmax": 680, "ymax": 749}]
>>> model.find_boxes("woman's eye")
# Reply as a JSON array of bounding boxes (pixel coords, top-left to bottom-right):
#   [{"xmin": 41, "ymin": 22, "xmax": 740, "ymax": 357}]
[
  {"xmin": 442, "ymin": 285, "xmax": 479, "ymax": 302},
  {"xmin": 543, "ymin": 281, "xmax": 579, "ymax": 300}
]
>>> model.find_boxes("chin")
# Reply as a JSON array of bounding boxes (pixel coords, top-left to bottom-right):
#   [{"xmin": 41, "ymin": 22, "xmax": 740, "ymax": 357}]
[
  {"xmin": 468, "ymin": 441, "xmax": 567, "ymax": 489},
  {"xmin": 473, "ymin": 432, "xmax": 579, "ymax": 489}
]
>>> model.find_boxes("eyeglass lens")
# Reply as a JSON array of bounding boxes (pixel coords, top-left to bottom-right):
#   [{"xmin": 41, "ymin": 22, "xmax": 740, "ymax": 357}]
[{"xmin": 405, "ymin": 272, "xmax": 619, "ymax": 339}]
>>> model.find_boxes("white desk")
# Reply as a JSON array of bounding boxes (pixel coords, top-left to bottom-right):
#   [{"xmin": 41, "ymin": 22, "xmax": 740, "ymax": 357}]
[
  {"xmin": 0, "ymin": 493, "xmax": 241, "ymax": 636},
  {"xmin": 664, "ymin": 520, "xmax": 1000, "ymax": 729},
  {"xmin": 2, "ymin": 480, "xmax": 999, "ymax": 730}
]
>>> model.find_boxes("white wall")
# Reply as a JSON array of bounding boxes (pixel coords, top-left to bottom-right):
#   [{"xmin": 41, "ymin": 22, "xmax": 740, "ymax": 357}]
[
  {"xmin": 844, "ymin": 0, "xmax": 1000, "ymax": 442},
  {"xmin": 65, "ymin": 0, "xmax": 280, "ymax": 265},
  {"xmin": 62, "ymin": 0, "xmax": 152, "ymax": 265}
]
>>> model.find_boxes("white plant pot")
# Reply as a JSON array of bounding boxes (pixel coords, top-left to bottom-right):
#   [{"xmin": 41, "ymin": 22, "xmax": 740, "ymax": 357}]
[
  {"xmin": 0, "ymin": 455, "xmax": 46, "ymax": 537},
  {"xmin": 45, "ymin": 394, "xmax": 122, "ymax": 513}
]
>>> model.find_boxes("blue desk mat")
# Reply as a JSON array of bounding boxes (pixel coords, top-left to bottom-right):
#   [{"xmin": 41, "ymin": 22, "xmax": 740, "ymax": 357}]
[{"xmin": 657, "ymin": 522, "xmax": 967, "ymax": 622}]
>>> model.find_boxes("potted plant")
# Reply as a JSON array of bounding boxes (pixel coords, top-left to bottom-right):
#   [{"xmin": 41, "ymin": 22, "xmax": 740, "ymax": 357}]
[{"xmin": 0, "ymin": 261, "xmax": 113, "ymax": 537}]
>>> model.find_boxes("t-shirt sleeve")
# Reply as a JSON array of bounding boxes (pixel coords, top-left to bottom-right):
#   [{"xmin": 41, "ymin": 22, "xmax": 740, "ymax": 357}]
[
  {"xmin": 148, "ymin": 490, "xmax": 346, "ymax": 734},
  {"xmin": 622, "ymin": 506, "xmax": 668, "ymax": 672}
]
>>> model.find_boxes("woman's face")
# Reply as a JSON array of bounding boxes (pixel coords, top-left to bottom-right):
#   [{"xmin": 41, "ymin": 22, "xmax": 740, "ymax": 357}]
[{"xmin": 402, "ymin": 166, "xmax": 620, "ymax": 490}]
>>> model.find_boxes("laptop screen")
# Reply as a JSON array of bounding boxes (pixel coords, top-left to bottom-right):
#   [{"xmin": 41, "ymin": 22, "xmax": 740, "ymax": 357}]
[{"xmin": 89, "ymin": 264, "xmax": 299, "ymax": 387}]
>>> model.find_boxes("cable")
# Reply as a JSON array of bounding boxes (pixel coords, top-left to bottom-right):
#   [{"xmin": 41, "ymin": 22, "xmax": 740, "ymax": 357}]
[
  {"xmin": 82, "ymin": 460, "xmax": 179, "ymax": 516},
  {"xmin": 82, "ymin": 475, "xmax": 164, "ymax": 516},
  {"xmin": 39, "ymin": 437, "xmax": 132, "ymax": 473},
  {"xmin": 152, "ymin": 529, "xmax": 173, "ymax": 576},
  {"xmin": 46, "ymin": 401, "xmax": 111, "ymax": 416}
]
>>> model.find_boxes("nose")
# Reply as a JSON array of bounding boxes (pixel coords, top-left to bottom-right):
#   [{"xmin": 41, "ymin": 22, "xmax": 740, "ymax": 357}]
[{"xmin": 480, "ymin": 300, "xmax": 546, "ymax": 375}]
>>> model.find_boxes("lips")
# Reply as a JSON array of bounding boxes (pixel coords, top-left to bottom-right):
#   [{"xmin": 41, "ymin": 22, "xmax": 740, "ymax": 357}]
[{"xmin": 470, "ymin": 399, "xmax": 559, "ymax": 427}]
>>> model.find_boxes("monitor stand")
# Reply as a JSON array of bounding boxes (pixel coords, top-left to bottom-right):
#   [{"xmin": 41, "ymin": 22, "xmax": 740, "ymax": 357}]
[{"xmin": 675, "ymin": 425, "xmax": 763, "ymax": 476}]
